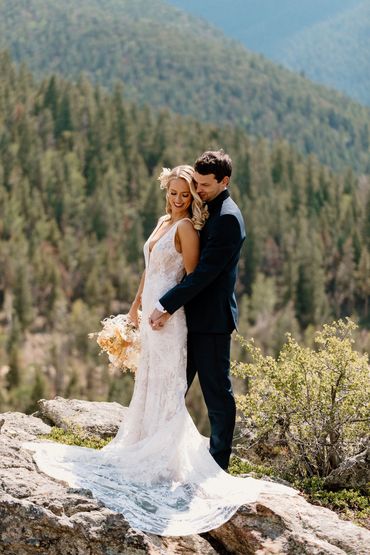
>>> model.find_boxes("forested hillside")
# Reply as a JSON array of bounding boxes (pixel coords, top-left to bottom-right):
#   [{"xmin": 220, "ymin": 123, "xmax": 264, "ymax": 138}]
[
  {"xmin": 0, "ymin": 54, "xmax": 369, "ymax": 415},
  {"xmin": 168, "ymin": 0, "xmax": 361, "ymax": 58},
  {"xmin": 1, "ymin": 0, "xmax": 370, "ymax": 172},
  {"xmin": 169, "ymin": 0, "xmax": 369, "ymax": 105},
  {"xmin": 279, "ymin": 1, "xmax": 370, "ymax": 106}
]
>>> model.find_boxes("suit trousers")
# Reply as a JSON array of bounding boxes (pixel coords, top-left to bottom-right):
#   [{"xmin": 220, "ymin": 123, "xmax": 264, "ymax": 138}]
[{"xmin": 186, "ymin": 332, "xmax": 236, "ymax": 470}]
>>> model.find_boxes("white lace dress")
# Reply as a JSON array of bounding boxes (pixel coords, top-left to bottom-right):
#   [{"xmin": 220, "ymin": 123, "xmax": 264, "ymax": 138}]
[{"xmin": 23, "ymin": 219, "xmax": 297, "ymax": 536}]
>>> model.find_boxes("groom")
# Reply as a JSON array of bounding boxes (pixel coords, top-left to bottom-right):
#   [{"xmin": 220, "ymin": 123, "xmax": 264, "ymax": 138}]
[{"xmin": 150, "ymin": 150, "xmax": 245, "ymax": 470}]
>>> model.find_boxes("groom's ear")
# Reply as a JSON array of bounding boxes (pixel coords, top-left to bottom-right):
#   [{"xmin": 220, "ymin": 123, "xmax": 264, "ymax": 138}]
[{"xmin": 221, "ymin": 176, "xmax": 230, "ymax": 187}]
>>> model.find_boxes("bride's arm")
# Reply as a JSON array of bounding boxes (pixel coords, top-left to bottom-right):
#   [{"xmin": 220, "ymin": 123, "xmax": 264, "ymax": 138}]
[
  {"xmin": 177, "ymin": 219, "xmax": 200, "ymax": 274},
  {"xmin": 128, "ymin": 270, "xmax": 146, "ymax": 327}
]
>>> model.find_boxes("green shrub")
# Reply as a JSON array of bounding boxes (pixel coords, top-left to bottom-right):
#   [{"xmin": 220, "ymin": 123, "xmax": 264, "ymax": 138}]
[
  {"xmin": 232, "ymin": 319, "xmax": 370, "ymax": 478},
  {"xmin": 228, "ymin": 456, "xmax": 274, "ymax": 478}
]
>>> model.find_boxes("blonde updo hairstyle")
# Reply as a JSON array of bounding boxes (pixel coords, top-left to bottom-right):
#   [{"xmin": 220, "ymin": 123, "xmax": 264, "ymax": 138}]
[{"xmin": 158, "ymin": 165, "xmax": 208, "ymax": 230}]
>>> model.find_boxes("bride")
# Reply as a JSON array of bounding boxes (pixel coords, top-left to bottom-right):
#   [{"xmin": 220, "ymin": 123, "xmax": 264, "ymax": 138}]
[{"xmin": 24, "ymin": 164, "xmax": 296, "ymax": 536}]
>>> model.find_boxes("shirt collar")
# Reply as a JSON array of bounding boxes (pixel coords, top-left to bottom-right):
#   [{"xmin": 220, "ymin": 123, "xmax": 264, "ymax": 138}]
[{"xmin": 206, "ymin": 189, "xmax": 230, "ymax": 213}]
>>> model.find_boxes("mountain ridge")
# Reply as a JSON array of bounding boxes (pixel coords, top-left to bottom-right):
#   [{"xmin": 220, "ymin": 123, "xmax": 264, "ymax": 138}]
[
  {"xmin": 0, "ymin": 0, "xmax": 369, "ymax": 173},
  {"xmin": 278, "ymin": 1, "xmax": 370, "ymax": 105},
  {"xmin": 167, "ymin": 0, "xmax": 362, "ymax": 57},
  {"xmin": 168, "ymin": 0, "xmax": 369, "ymax": 105}
]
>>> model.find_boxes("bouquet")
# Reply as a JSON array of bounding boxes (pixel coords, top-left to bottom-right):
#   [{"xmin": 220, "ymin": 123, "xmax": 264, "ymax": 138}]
[{"xmin": 89, "ymin": 312, "xmax": 141, "ymax": 373}]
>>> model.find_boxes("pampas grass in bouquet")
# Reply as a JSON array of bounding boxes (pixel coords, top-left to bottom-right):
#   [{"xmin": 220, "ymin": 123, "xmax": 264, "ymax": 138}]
[{"xmin": 89, "ymin": 313, "xmax": 141, "ymax": 374}]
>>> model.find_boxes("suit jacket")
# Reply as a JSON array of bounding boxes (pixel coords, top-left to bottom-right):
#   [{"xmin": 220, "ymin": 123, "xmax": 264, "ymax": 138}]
[{"xmin": 159, "ymin": 189, "xmax": 246, "ymax": 334}]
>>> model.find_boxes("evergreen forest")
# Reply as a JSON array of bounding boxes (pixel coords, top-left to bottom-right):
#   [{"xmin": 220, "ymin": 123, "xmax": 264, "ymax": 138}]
[
  {"xmin": 1, "ymin": 0, "xmax": 370, "ymax": 173},
  {"xmin": 0, "ymin": 53, "xmax": 369, "ymax": 419},
  {"xmin": 169, "ymin": 0, "xmax": 369, "ymax": 105},
  {"xmin": 168, "ymin": 1, "xmax": 361, "ymax": 58},
  {"xmin": 279, "ymin": 1, "xmax": 370, "ymax": 106}
]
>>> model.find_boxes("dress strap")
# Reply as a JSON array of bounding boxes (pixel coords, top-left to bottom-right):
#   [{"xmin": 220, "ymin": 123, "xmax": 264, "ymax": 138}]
[
  {"xmin": 175, "ymin": 217, "xmax": 193, "ymax": 227},
  {"xmin": 171, "ymin": 217, "xmax": 194, "ymax": 238}
]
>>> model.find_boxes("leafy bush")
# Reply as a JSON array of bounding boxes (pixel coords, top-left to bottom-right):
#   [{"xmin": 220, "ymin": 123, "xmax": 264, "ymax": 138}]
[
  {"xmin": 228, "ymin": 456, "xmax": 274, "ymax": 478},
  {"xmin": 232, "ymin": 319, "xmax": 370, "ymax": 478}
]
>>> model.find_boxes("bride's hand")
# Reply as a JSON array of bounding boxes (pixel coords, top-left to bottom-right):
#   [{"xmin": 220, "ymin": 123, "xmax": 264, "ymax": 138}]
[{"xmin": 149, "ymin": 310, "xmax": 171, "ymax": 330}]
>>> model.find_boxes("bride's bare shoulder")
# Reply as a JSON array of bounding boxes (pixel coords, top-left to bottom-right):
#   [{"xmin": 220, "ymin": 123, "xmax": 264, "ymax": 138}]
[
  {"xmin": 177, "ymin": 218, "xmax": 199, "ymax": 246},
  {"xmin": 178, "ymin": 217, "xmax": 195, "ymax": 228}
]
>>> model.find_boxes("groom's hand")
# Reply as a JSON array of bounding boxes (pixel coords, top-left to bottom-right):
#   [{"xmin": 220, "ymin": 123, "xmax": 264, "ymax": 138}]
[{"xmin": 149, "ymin": 309, "xmax": 171, "ymax": 330}]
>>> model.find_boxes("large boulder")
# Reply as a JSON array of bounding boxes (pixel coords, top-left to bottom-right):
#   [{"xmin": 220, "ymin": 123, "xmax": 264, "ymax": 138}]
[
  {"xmin": 324, "ymin": 447, "xmax": 370, "ymax": 490},
  {"xmin": 35, "ymin": 396, "xmax": 128, "ymax": 438},
  {"xmin": 1, "ymin": 400, "xmax": 370, "ymax": 554}
]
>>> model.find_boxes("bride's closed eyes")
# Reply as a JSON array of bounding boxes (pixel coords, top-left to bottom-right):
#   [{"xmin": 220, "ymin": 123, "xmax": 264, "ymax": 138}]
[{"xmin": 169, "ymin": 190, "xmax": 190, "ymax": 198}]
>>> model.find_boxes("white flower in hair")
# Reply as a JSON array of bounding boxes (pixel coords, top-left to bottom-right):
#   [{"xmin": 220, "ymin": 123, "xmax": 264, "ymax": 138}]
[{"xmin": 158, "ymin": 167, "xmax": 172, "ymax": 189}]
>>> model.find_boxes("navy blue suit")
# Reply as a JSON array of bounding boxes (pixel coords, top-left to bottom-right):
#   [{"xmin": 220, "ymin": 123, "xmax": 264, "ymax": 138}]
[{"xmin": 160, "ymin": 189, "xmax": 246, "ymax": 469}]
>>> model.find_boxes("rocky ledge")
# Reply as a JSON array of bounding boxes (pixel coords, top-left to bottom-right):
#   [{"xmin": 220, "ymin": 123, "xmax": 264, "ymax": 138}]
[{"xmin": 1, "ymin": 397, "xmax": 369, "ymax": 555}]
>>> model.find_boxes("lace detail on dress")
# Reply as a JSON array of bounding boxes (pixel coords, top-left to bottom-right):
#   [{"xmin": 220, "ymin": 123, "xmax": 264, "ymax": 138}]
[{"xmin": 23, "ymin": 218, "xmax": 297, "ymax": 536}]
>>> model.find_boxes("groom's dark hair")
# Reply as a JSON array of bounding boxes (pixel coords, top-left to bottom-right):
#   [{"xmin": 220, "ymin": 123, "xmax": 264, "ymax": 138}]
[{"xmin": 194, "ymin": 150, "xmax": 232, "ymax": 183}]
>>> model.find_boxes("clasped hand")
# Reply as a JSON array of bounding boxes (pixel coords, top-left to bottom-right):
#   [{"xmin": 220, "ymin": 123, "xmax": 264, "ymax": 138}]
[{"xmin": 149, "ymin": 308, "xmax": 171, "ymax": 330}]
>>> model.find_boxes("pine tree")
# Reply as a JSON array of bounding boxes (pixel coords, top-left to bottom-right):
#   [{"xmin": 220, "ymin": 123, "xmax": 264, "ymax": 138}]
[
  {"xmin": 43, "ymin": 75, "xmax": 58, "ymax": 121},
  {"xmin": 26, "ymin": 369, "xmax": 46, "ymax": 414},
  {"xmin": 141, "ymin": 178, "xmax": 163, "ymax": 239},
  {"xmin": 55, "ymin": 90, "xmax": 73, "ymax": 138},
  {"xmin": 13, "ymin": 262, "xmax": 34, "ymax": 330},
  {"xmin": 6, "ymin": 315, "xmax": 22, "ymax": 390}
]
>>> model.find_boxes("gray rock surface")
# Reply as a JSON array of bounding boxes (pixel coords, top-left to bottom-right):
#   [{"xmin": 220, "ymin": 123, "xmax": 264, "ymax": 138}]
[
  {"xmin": 1, "ymin": 400, "xmax": 370, "ymax": 554},
  {"xmin": 210, "ymin": 492, "xmax": 370, "ymax": 554},
  {"xmin": 325, "ymin": 447, "xmax": 370, "ymax": 490},
  {"xmin": 35, "ymin": 396, "xmax": 128, "ymax": 438}
]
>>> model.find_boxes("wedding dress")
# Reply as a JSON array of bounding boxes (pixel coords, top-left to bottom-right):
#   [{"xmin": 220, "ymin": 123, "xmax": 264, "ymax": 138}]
[{"xmin": 24, "ymin": 218, "xmax": 297, "ymax": 536}]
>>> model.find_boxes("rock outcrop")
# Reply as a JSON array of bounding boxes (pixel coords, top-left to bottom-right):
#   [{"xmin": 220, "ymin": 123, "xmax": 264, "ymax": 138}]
[
  {"xmin": 325, "ymin": 446, "xmax": 370, "ymax": 490},
  {"xmin": 35, "ymin": 396, "xmax": 128, "ymax": 439},
  {"xmin": 1, "ymin": 398, "xmax": 369, "ymax": 555}
]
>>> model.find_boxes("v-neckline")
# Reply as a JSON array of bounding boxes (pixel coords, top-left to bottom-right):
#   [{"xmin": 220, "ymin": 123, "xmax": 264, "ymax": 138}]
[{"xmin": 148, "ymin": 219, "xmax": 177, "ymax": 254}]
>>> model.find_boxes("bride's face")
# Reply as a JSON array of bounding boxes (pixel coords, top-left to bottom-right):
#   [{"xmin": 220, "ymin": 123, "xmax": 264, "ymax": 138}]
[{"xmin": 167, "ymin": 178, "xmax": 192, "ymax": 216}]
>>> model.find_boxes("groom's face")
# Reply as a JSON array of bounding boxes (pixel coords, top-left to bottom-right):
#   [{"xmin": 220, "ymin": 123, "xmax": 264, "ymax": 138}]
[{"xmin": 193, "ymin": 172, "xmax": 229, "ymax": 203}]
